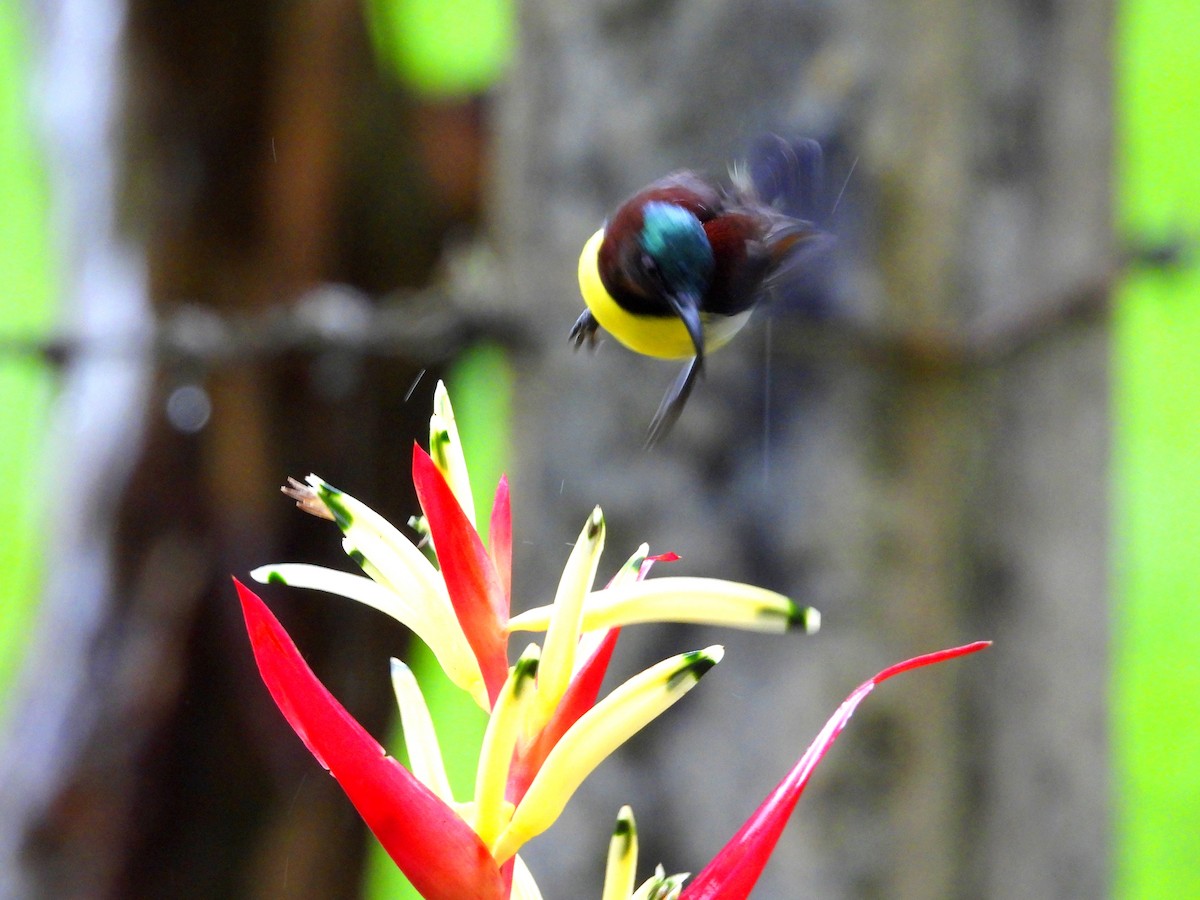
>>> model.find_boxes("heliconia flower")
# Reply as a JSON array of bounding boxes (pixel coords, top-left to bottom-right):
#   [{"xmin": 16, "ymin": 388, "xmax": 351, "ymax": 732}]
[
  {"xmin": 236, "ymin": 381, "xmax": 986, "ymax": 900},
  {"xmin": 237, "ymin": 570, "xmax": 721, "ymax": 897},
  {"xmin": 237, "ymin": 382, "xmax": 818, "ymax": 896},
  {"xmin": 252, "ymin": 383, "xmax": 818, "ymax": 719}
]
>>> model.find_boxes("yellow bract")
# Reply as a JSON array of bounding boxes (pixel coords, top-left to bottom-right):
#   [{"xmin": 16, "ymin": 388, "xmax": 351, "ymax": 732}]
[
  {"xmin": 509, "ymin": 576, "xmax": 811, "ymax": 635},
  {"xmin": 601, "ymin": 806, "xmax": 638, "ymax": 900},
  {"xmin": 532, "ymin": 507, "xmax": 606, "ymax": 734},
  {"xmin": 430, "ymin": 381, "xmax": 476, "ymax": 527},
  {"xmin": 389, "ymin": 659, "xmax": 454, "ymax": 803},
  {"xmin": 473, "ymin": 645, "xmax": 539, "ymax": 846}
]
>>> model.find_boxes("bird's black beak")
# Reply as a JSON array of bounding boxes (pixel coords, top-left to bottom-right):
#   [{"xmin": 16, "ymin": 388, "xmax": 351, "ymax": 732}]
[{"xmin": 667, "ymin": 292, "xmax": 706, "ymax": 367}]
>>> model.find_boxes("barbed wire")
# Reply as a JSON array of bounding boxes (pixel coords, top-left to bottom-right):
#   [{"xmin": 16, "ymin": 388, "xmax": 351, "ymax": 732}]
[
  {"xmin": 0, "ymin": 239, "xmax": 1185, "ymax": 378},
  {"xmin": 0, "ymin": 284, "xmax": 528, "ymax": 371}
]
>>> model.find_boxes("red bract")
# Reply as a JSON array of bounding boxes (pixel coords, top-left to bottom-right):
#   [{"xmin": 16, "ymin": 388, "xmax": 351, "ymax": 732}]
[
  {"xmin": 681, "ymin": 641, "xmax": 992, "ymax": 900},
  {"xmin": 235, "ymin": 579, "xmax": 508, "ymax": 900},
  {"xmin": 411, "ymin": 444, "xmax": 510, "ymax": 706}
]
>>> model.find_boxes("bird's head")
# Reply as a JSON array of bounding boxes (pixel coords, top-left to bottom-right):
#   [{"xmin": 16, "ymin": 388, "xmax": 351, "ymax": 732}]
[
  {"xmin": 601, "ymin": 200, "xmax": 714, "ymax": 361},
  {"xmin": 634, "ymin": 201, "xmax": 715, "ymax": 301}
]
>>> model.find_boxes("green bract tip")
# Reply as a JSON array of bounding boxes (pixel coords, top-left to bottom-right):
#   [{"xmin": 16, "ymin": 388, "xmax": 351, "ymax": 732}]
[
  {"xmin": 668, "ymin": 646, "xmax": 723, "ymax": 688},
  {"xmin": 316, "ymin": 483, "xmax": 353, "ymax": 530},
  {"xmin": 791, "ymin": 604, "xmax": 821, "ymax": 634}
]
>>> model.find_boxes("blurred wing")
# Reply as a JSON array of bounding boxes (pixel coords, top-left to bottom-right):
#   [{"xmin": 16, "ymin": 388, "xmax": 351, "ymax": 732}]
[
  {"xmin": 743, "ymin": 135, "xmax": 842, "ymax": 318},
  {"xmin": 747, "ymin": 134, "xmax": 826, "ymax": 221}
]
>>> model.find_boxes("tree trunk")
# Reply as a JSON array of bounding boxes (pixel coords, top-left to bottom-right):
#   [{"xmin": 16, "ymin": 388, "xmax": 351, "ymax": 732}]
[{"xmin": 488, "ymin": 1, "xmax": 1110, "ymax": 896}]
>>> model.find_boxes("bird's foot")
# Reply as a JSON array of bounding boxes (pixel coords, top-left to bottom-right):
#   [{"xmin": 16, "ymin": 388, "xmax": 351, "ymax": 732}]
[{"xmin": 569, "ymin": 309, "xmax": 600, "ymax": 351}]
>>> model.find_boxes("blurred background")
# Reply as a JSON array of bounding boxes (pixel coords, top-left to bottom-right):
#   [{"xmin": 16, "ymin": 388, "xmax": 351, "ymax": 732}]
[{"xmin": 0, "ymin": 0, "xmax": 1194, "ymax": 897}]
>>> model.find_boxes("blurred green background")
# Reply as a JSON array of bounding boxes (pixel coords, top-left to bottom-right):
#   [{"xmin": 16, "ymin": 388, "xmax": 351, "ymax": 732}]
[
  {"xmin": 1113, "ymin": 1, "xmax": 1200, "ymax": 896},
  {"xmin": 0, "ymin": 2, "xmax": 55, "ymax": 718}
]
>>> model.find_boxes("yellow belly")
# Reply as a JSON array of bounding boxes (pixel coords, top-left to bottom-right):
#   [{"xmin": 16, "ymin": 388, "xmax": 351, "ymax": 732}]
[{"xmin": 577, "ymin": 228, "xmax": 751, "ymax": 360}]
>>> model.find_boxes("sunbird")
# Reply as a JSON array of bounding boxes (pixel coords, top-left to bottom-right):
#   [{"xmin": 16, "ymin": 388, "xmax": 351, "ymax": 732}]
[{"xmin": 572, "ymin": 138, "xmax": 826, "ymax": 446}]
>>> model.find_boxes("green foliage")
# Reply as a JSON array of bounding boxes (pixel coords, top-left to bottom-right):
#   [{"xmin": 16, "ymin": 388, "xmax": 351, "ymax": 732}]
[
  {"xmin": 1114, "ymin": 1, "xmax": 1200, "ymax": 895},
  {"xmin": 363, "ymin": 0, "xmax": 513, "ymax": 98},
  {"xmin": 0, "ymin": 3, "xmax": 55, "ymax": 717}
]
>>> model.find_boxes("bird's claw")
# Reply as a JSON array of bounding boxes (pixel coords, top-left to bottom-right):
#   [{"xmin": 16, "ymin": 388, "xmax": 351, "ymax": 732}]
[{"xmin": 569, "ymin": 309, "xmax": 600, "ymax": 351}]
